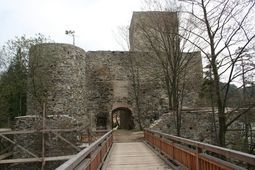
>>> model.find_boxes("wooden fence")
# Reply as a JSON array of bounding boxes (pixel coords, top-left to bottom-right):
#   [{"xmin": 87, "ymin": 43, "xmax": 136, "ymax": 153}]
[
  {"xmin": 56, "ymin": 130, "xmax": 113, "ymax": 170},
  {"xmin": 144, "ymin": 129, "xmax": 255, "ymax": 170}
]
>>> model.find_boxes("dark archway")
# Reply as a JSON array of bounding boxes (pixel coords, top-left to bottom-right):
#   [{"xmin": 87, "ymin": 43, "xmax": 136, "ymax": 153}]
[
  {"xmin": 112, "ymin": 107, "xmax": 134, "ymax": 130},
  {"xmin": 96, "ymin": 112, "xmax": 108, "ymax": 130}
]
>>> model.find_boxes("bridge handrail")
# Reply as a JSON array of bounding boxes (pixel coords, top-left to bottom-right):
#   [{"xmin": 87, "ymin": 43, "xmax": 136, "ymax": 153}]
[
  {"xmin": 56, "ymin": 130, "xmax": 113, "ymax": 170},
  {"xmin": 145, "ymin": 129, "xmax": 255, "ymax": 168}
]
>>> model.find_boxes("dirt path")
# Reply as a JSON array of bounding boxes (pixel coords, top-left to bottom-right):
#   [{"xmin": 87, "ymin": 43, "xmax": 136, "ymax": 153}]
[{"xmin": 113, "ymin": 130, "xmax": 144, "ymax": 142}]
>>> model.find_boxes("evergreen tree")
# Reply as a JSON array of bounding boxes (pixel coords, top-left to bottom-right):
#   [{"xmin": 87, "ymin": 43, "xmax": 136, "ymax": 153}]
[{"xmin": 0, "ymin": 34, "xmax": 52, "ymax": 127}]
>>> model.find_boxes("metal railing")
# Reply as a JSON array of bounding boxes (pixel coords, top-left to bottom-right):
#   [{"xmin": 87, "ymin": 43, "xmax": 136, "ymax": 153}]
[
  {"xmin": 144, "ymin": 129, "xmax": 255, "ymax": 170},
  {"xmin": 56, "ymin": 130, "xmax": 113, "ymax": 170}
]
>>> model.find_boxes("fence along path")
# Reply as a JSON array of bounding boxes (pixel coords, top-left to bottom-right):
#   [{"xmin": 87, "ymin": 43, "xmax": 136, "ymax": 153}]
[
  {"xmin": 56, "ymin": 129, "xmax": 255, "ymax": 170},
  {"xmin": 144, "ymin": 129, "xmax": 255, "ymax": 170}
]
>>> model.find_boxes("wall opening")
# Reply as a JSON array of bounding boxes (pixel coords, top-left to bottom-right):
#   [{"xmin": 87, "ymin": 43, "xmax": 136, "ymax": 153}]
[
  {"xmin": 96, "ymin": 112, "xmax": 108, "ymax": 130},
  {"xmin": 112, "ymin": 108, "xmax": 134, "ymax": 130}
]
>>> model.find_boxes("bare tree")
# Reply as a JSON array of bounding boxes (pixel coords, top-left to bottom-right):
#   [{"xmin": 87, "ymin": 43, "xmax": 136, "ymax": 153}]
[
  {"xmin": 203, "ymin": 63, "xmax": 218, "ymax": 143},
  {"xmin": 235, "ymin": 48, "xmax": 255, "ymax": 152},
  {"xmin": 180, "ymin": 0, "xmax": 255, "ymax": 146},
  {"xmin": 128, "ymin": 55, "xmax": 144, "ymax": 130},
  {"xmin": 113, "ymin": 25, "xmax": 130, "ymax": 51},
  {"xmin": 130, "ymin": 0, "xmax": 201, "ymax": 136},
  {"xmin": 114, "ymin": 26, "xmax": 144, "ymax": 130}
]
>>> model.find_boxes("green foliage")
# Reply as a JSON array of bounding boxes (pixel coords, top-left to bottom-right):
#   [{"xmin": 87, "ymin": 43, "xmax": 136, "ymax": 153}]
[
  {"xmin": 1, "ymin": 33, "xmax": 51, "ymax": 70},
  {"xmin": 0, "ymin": 34, "xmax": 52, "ymax": 128},
  {"xmin": 199, "ymin": 78, "xmax": 214, "ymax": 99}
]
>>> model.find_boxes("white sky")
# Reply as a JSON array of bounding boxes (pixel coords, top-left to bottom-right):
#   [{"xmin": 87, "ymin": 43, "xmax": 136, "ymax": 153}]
[{"xmin": 0, "ymin": 0, "xmax": 143, "ymax": 51}]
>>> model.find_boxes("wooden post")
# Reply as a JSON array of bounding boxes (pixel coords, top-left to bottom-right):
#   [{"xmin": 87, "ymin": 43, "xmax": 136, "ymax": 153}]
[
  {"xmin": 0, "ymin": 134, "xmax": 38, "ymax": 158},
  {"xmin": 170, "ymin": 141, "xmax": 174, "ymax": 160},
  {"xmin": 159, "ymin": 135, "xmax": 162, "ymax": 152},
  {"xmin": 41, "ymin": 102, "xmax": 46, "ymax": 170},
  {"xmin": 196, "ymin": 146, "xmax": 202, "ymax": 170},
  {"xmin": 51, "ymin": 131, "xmax": 80, "ymax": 151}
]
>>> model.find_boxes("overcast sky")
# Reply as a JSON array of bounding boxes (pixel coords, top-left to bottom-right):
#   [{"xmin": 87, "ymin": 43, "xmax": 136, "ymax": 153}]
[{"xmin": 0, "ymin": 0, "xmax": 143, "ymax": 51}]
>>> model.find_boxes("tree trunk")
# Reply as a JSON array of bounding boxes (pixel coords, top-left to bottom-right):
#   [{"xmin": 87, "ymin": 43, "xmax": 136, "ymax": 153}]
[
  {"xmin": 212, "ymin": 60, "xmax": 226, "ymax": 146},
  {"xmin": 209, "ymin": 66, "xmax": 218, "ymax": 144},
  {"xmin": 172, "ymin": 73, "xmax": 180, "ymax": 136},
  {"xmin": 135, "ymin": 95, "xmax": 143, "ymax": 131},
  {"xmin": 218, "ymin": 116, "xmax": 226, "ymax": 147}
]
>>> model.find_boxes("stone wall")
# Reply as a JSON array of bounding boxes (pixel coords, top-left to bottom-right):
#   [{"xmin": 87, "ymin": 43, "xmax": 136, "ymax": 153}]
[
  {"xmin": 150, "ymin": 109, "xmax": 215, "ymax": 144},
  {"xmin": 14, "ymin": 115, "xmax": 80, "ymax": 157},
  {"xmin": 84, "ymin": 50, "xmax": 202, "ymax": 129},
  {"xmin": 85, "ymin": 51, "xmax": 165, "ymax": 129},
  {"xmin": 150, "ymin": 108, "xmax": 247, "ymax": 147},
  {"xmin": 25, "ymin": 45, "xmax": 202, "ymax": 130},
  {"xmin": 12, "ymin": 115, "xmax": 80, "ymax": 170},
  {"xmin": 182, "ymin": 51, "xmax": 203, "ymax": 106}
]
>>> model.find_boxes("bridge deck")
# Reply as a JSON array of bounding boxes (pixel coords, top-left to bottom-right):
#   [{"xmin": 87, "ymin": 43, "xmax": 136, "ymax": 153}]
[{"xmin": 104, "ymin": 142, "xmax": 172, "ymax": 170}]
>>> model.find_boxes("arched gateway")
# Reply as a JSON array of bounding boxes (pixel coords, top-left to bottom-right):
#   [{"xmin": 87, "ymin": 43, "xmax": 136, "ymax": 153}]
[{"xmin": 111, "ymin": 107, "xmax": 134, "ymax": 130}]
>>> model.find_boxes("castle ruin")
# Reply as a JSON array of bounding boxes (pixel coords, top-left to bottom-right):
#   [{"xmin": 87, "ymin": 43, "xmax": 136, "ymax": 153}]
[
  {"xmin": 10, "ymin": 12, "xmax": 202, "ymax": 169},
  {"xmin": 24, "ymin": 11, "xmax": 202, "ymax": 131}
]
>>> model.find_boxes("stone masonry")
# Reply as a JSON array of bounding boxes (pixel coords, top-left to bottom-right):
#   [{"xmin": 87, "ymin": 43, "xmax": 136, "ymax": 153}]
[{"xmin": 23, "ymin": 47, "xmax": 202, "ymax": 130}]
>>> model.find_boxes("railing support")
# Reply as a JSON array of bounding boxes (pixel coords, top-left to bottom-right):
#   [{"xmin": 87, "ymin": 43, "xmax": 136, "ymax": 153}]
[
  {"xmin": 144, "ymin": 129, "xmax": 255, "ymax": 170},
  {"xmin": 196, "ymin": 146, "xmax": 202, "ymax": 170},
  {"xmin": 56, "ymin": 130, "xmax": 113, "ymax": 170}
]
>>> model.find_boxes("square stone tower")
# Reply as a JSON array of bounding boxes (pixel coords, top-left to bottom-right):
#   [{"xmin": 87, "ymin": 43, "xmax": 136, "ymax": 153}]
[
  {"xmin": 129, "ymin": 11, "xmax": 202, "ymax": 106},
  {"xmin": 129, "ymin": 11, "xmax": 178, "ymax": 51}
]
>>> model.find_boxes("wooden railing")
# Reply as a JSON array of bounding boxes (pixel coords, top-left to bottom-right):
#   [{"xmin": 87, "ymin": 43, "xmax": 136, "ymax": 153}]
[
  {"xmin": 144, "ymin": 129, "xmax": 255, "ymax": 170},
  {"xmin": 0, "ymin": 129, "xmax": 109, "ymax": 165},
  {"xmin": 56, "ymin": 130, "xmax": 113, "ymax": 170}
]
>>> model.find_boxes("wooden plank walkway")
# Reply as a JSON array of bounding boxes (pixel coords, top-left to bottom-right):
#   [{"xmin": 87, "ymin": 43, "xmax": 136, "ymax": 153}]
[{"xmin": 104, "ymin": 142, "xmax": 172, "ymax": 170}]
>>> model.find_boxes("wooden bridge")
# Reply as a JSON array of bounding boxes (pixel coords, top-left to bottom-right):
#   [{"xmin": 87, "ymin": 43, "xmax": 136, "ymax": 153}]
[{"xmin": 56, "ymin": 129, "xmax": 255, "ymax": 170}]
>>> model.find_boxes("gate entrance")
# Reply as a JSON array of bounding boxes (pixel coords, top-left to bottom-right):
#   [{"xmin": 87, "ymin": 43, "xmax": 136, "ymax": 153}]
[{"xmin": 112, "ymin": 108, "xmax": 134, "ymax": 130}]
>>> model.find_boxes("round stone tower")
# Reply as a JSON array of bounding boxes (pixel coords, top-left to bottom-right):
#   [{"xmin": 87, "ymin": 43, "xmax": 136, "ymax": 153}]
[
  {"xmin": 27, "ymin": 43, "xmax": 87, "ymax": 124},
  {"xmin": 12, "ymin": 44, "xmax": 87, "ymax": 169}
]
